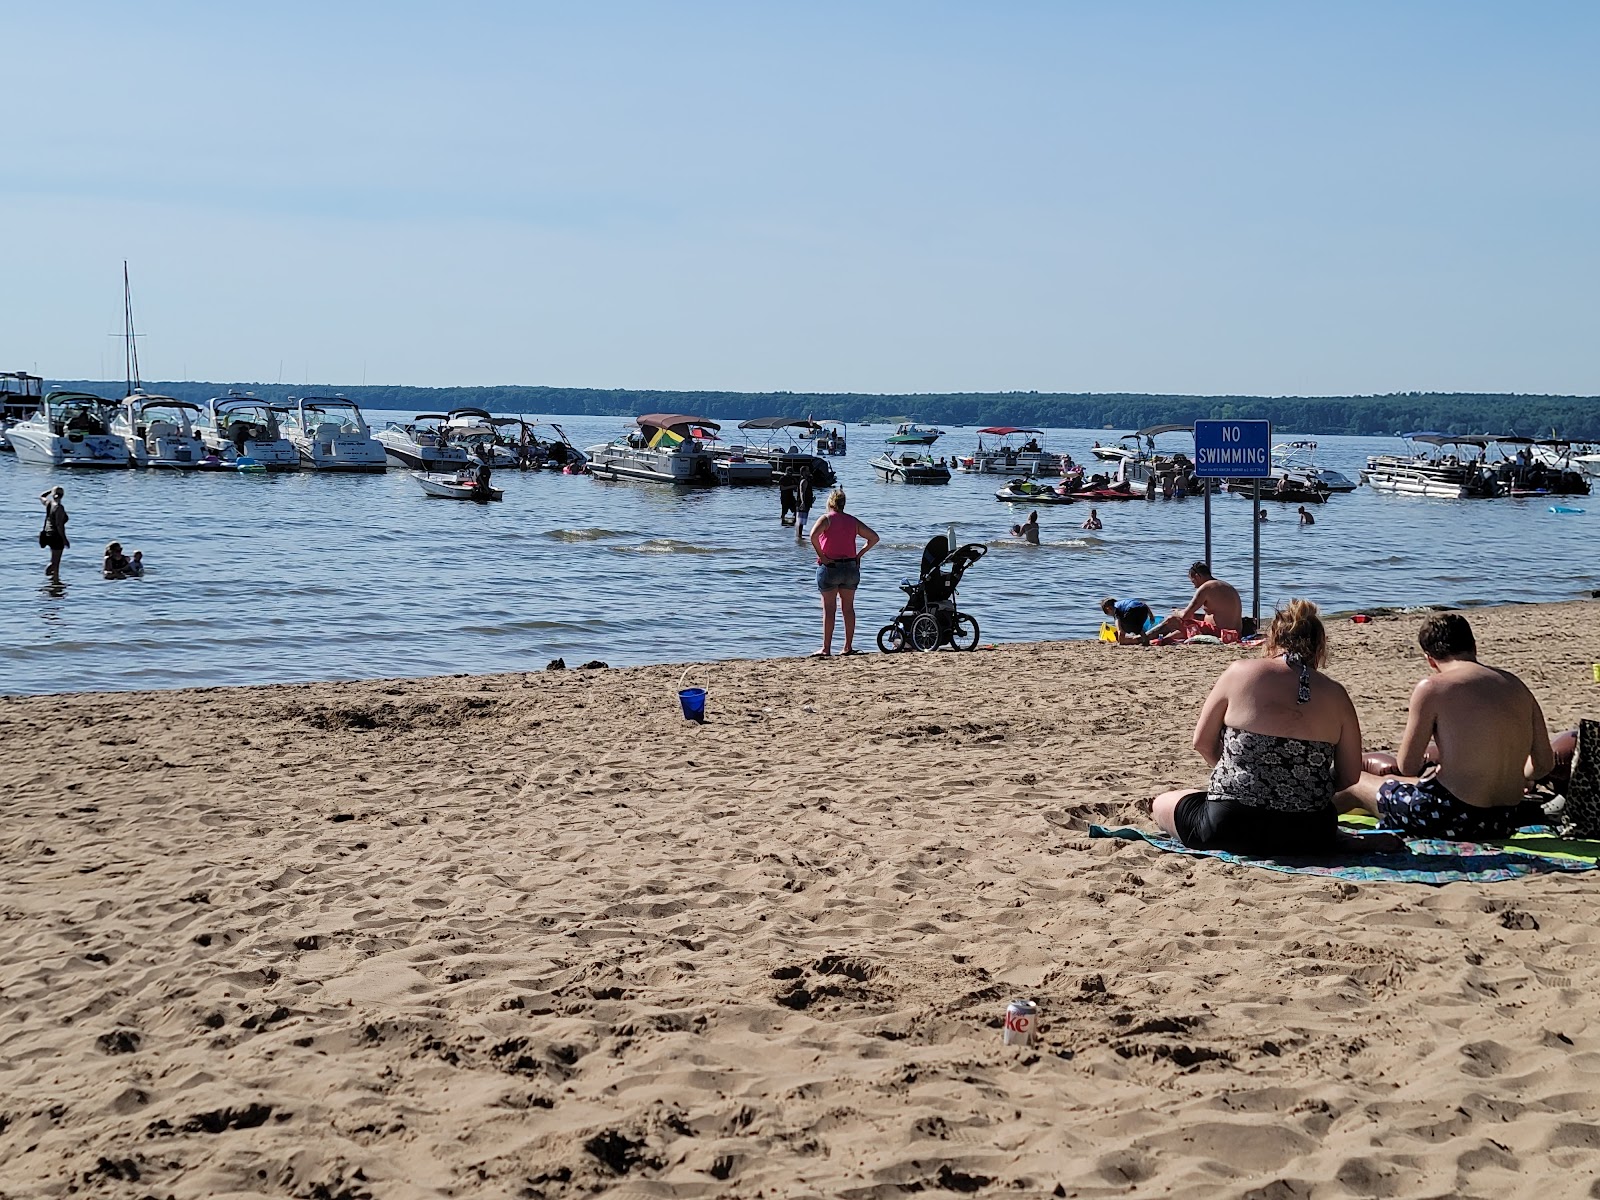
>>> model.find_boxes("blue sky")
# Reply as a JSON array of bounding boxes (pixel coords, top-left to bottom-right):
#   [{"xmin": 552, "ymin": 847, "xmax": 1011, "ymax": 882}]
[{"xmin": 4, "ymin": 2, "xmax": 1596, "ymax": 394}]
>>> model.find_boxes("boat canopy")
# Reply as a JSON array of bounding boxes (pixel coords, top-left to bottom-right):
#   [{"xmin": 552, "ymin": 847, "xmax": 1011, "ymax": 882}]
[
  {"xmin": 639, "ymin": 413, "xmax": 719, "ymax": 433},
  {"xmin": 45, "ymin": 390, "xmax": 111, "ymax": 406},
  {"xmin": 976, "ymin": 426, "xmax": 1044, "ymax": 435},
  {"xmin": 737, "ymin": 416, "xmax": 822, "ymax": 432},
  {"xmin": 1132, "ymin": 423, "xmax": 1193, "ymax": 438},
  {"xmin": 1488, "ymin": 434, "xmax": 1535, "ymax": 445},
  {"xmin": 1275, "ymin": 440, "xmax": 1317, "ymax": 451},
  {"xmin": 133, "ymin": 396, "xmax": 201, "ymax": 411},
  {"xmin": 1404, "ymin": 432, "xmax": 1490, "ymax": 447}
]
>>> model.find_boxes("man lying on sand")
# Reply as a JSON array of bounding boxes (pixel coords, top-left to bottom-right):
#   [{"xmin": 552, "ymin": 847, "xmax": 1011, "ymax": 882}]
[
  {"xmin": 1337, "ymin": 613, "xmax": 1555, "ymax": 840},
  {"xmin": 1144, "ymin": 561, "xmax": 1242, "ymax": 644}
]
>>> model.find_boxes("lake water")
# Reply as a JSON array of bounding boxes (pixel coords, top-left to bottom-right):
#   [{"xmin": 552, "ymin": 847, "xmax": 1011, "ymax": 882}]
[{"xmin": 2, "ymin": 417, "xmax": 1594, "ymax": 695}]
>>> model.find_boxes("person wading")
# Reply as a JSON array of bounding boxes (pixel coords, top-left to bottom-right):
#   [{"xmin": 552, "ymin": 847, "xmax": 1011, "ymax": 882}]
[{"xmin": 807, "ymin": 488, "xmax": 879, "ymax": 657}]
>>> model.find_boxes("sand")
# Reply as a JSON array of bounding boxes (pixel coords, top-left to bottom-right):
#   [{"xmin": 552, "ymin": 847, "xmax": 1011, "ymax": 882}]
[{"xmin": 3, "ymin": 599, "xmax": 1599, "ymax": 1199}]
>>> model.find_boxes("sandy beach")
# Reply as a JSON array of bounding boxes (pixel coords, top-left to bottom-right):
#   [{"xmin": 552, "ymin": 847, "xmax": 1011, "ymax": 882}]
[{"xmin": 3, "ymin": 599, "xmax": 1599, "ymax": 1199}]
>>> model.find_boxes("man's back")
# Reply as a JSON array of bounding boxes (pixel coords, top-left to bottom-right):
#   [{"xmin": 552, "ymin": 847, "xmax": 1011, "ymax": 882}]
[
  {"xmin": 1197, "ymin": 579, "xmax": 1242, "ymax": 633},
  {"xmin": 1424, "ymin": 661, "xmax": 1541, "ymax": 807}
]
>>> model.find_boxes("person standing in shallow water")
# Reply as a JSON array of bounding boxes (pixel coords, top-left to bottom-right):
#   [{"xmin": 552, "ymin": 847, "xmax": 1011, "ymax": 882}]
[
  {"xmin": 39, "ymin": 487, "xmax": 69, "ymax": 577},
  {"xmin": 808, "ymin": 489, "xmax": 879, "ymax": 657}
]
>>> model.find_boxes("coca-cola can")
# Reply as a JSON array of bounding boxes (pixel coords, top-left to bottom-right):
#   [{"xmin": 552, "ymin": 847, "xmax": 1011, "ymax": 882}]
[{"xmin": 1002, "ymin": 999, "xmax": 1038, "ymax": 1047}]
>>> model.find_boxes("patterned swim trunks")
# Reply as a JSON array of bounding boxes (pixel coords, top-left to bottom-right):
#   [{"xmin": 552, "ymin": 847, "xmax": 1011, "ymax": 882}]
[{"xmin": 1376, "ymin": 775, "xmax": 1525, "ymax": 840}]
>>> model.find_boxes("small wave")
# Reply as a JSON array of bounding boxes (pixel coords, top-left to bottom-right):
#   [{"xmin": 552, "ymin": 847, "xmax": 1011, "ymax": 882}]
[
  {"xmin": 611, "ymin": 539, "xmax": 733, "ymax": 555},
  {"xmin": 542, "ymin": 527, "xmax": 633, "ymax": 542}
]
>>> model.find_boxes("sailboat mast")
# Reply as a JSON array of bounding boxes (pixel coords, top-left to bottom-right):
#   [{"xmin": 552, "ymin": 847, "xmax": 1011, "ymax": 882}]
[{"xmin": 123, "ymin": 261, "xmax": 141, "ymax": 394}]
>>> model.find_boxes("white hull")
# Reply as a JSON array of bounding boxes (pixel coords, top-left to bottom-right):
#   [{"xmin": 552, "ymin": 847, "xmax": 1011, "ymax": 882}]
[
  {"xmin": 417, "ymin": 473, "xmax": 502, "ymax": 501},
  {"xmin": 1360, "ymin": 468, "xmax": 1479, "ymax": 499},
  {"xmin": 871, "ymin": 453, "xmax": 951, "ymax": 484},
  {"xmin": 199, "ymin": 434, "xmax": 301, "ymax": 470},
  {"xmin": 7, "ymin": 426, "xmax": 129, "ymax": 468},
  {"xmin": 376, "ymin": 431, "xmax": 470, "ymax": 473},
  {"xmin": 294, "ymin": 435, "xmax": 388, "ymax": 472},
  {"xmin": 953, "ymin": 451, "xmax": 1065, "ymax": 475}
]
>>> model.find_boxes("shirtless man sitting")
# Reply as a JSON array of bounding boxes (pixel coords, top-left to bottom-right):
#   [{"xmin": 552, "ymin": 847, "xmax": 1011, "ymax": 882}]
[
  {"xmin": 1145, "ymin": 561, "xmax": 1243, "ymax": 643},
  {"xmin": 1336, "ymin": 613, "xmax": 1554, "ymax": 840}
]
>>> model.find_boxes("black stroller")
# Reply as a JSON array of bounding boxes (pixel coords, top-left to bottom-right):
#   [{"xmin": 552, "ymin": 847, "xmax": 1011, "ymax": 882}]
[{"xmin": 877, "ymin": 535, "xmax": 987, "ymax": 653}]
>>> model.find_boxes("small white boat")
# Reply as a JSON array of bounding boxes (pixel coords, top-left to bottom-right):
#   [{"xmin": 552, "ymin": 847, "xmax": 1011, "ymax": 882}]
[
  {"xmin": 415, "ymin": 471, "xmax": 503, "ymax": 501},
  {"xmin": 7, "ymin": 391, "xmax": 130, "ymax": 468},
  {"xmin": 871, "ymin": 451, "xmax": 951, "ymax": 484},
  {"xmin": 111, "ymin": 392, "xmax": 207, "ymax": 468},
  {"xmin": 281, "ymin": 395, "xmax": 387, "ymax": 472},
  {"xmin": 1272, "ymin": 441, "xmax": 1358, "ymax": 492}
]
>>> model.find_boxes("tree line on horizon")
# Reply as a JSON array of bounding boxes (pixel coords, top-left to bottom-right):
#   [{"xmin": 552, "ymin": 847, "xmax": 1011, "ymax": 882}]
[{"xmin": 53, "ymin": 381, "xmax": 1600, "ymax": 440}]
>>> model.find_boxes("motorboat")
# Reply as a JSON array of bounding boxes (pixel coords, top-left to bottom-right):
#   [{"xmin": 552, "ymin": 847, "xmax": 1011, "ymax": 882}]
[
  {"xmin": 415, "ymin": 471, "xmax": 503, "ymax": 501},
  {"xmin": 0, "ymin": 370, "xmax": 44, "ymax": 452},
  {"xmin": 278, "ymin": 395, "xmax": 387, "ymax": 472},
  {"xmin": 6, "ymin": 390, "xmax": 129, "ymax": 467},
  {"xmin": 1569, "ymin": 445, "xmax": 1600, "ymax": 480},
  {"xmin": 199, "ymin": 392, "xmax": 301, "ymax": 470},
  {"xmin": 885, "ymin": 422, "xmax": 944, "ymax": 446},
  {"xmin": 870, "ymin": 450, "xmax": 951, "ymax": 484},
  {"xmin": 795, "ymin": 422, "xmax": 847, "ymax": 454},
  {"xmin": 1226, "ymin": 475, "xmax": 1329, "ymax": 504},
  {"xmin": 953, "ymin": 427, "xmax": 1070, "ymax": 475},
  {"xmin": 730, "ymin": 417, "xmax": 838, "ymax": 485},
  {"xmin": 513, "ymin": 420, "xmax": 587, "ymax": 471},
  {"xmin": 440, "ymin": 407, "xmax": 520, "ymax": 468},
  {"xmin": 376, "ymin": 412, "xmax": 472, "ymax": 472},
  {"xmin": 1359, "ymin": 433, "xmax": 1502, "ymax": 498},
  {"xmin": 110, "ymin": 392, "xmax": 206, "ymax": 469},
  {"xmin": 1272, "ymin": 441, "xmax": 1358, "ymax": 492},
  {"xmin": 585, "ymin": 413, "xmax": 721, "ymax": 484},
  {"xmin": 1090, "ymin": 434, "xmax": 1139, "ymax": 464}
]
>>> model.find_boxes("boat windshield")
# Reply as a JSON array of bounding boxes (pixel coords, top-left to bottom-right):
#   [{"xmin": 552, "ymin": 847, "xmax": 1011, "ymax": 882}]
[{"xmin": 298, "ymin": 401, "xmax": 369, "ymax": 434}]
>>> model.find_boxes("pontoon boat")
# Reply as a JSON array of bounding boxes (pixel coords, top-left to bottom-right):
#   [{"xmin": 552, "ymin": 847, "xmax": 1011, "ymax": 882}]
[{"xmin": 585, "ymin": 414, "xmax": 722, "ymax": 484}]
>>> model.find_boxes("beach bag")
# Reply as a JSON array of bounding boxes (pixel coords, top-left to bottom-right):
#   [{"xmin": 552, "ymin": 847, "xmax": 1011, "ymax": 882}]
[{"xmin": 39, "ymin": 529, "xmax": 47, "ymax": 548}]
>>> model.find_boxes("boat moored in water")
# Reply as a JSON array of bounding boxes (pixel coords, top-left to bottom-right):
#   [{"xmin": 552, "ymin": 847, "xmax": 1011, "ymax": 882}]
[
  {"xmin": 0, "ymin": 371, "xmax": 44, "ymax": 451},
  {"xmin": 111, "ymin": 392, "xmax": 206, "ymax": 468},
  {"xmin": 953, "ymin": 426, "xmax": 1070, "ymax": 475},
  {"xmin": 376, "ymin": 413, "xmax": 473, "ymax": 472},
  {"xmin": 730, "ymin": 417, "xmax": 838, "ymax": 485},
  {"xmin": 1489, "ymin": 436, "xmax": 1591, "ymax": 497},
  {"xmin": 6, "ymin": 391, "xmax": 129, "ymax": 468},
  {"xmin": 281, "ymin": 395, "xmax": 388, "ymax": 472},
  {"xmin": 871, "ymin": 450, "xmax": 951, "ymax": 484},
  {"xmin": 1360, "ymin": 433, "xmax": 1502, "ymax": 498},
  {"xmin": 199, "ymin": 392, "xmax": 301, "ymax": 470},
  {"xmin": 884, "ymin": 422, "xmax": 944, "ymax": 446},
  {"xmin": 585, "ymin": 414, "xmax": 721, "ymax": 485}
]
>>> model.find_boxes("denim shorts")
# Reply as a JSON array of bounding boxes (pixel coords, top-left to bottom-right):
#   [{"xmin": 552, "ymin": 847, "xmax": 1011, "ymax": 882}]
[{"xmin": 816, "ymin": 559, "xmax": 861, "ymax": 591}]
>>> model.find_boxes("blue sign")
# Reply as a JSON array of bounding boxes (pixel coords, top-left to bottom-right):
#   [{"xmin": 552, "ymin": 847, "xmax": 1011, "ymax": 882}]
[{"xmin": 1193, "ymin": 420, "xmax": 1272, "ymax": 478}]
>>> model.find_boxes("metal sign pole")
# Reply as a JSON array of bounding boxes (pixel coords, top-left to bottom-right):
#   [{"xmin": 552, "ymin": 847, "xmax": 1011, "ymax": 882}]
[
  {"xmin": 1203, "ymin": 480, "xmax": 1212, "ymax": 567},
  {"xmin": 1252, "ymin": 477, "xmax": 1262, "ymax": 628}
]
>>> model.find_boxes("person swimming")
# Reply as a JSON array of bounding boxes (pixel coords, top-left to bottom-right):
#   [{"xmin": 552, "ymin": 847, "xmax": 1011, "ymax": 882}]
[{"xmin": 1009, "ymin": 511, "xmax": 1040, "ymax": 545}]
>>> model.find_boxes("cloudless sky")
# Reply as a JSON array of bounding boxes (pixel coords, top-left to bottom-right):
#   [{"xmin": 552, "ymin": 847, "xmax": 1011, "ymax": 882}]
[{"xmin": 4, "ymin": 1, "xmax": 1597, "ymax": 395}]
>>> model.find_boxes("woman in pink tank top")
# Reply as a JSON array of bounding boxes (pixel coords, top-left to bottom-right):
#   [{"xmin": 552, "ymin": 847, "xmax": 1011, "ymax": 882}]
[{"xmin": 807, "ymin": 488, "xmax": 880, "ymax": 657}]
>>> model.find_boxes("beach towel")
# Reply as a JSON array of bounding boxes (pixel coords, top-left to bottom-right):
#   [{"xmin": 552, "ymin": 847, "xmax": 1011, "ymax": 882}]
[
  {"xmin": 1087, "ymin": 824, "xmax": 1597, "ymax": 885},
  {"xmin": 1338, "ymin": 810, "xmax": 1600, "ymax": 868}
]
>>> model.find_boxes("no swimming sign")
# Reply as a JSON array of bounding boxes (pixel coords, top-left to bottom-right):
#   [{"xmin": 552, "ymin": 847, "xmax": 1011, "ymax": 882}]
[{"xmin": 1193, "ymin": 420, "xmax": 1272, "ymax": 478}]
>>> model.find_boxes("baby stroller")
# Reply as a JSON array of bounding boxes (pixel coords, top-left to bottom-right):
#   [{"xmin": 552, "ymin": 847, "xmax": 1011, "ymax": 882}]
[{"xmin": 877, "ymin": 535, "xmax": 987, "ymax": 653}]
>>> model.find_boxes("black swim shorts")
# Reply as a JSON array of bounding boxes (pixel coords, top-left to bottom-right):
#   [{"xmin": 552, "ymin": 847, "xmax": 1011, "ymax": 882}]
[
  {"xmin": 1376, "ymin": 776, "xmax": 1526, "ymax": 840},
  {"xmin": 1173, "ymin": 793, "xmax": 1338, "ymax": 856}
]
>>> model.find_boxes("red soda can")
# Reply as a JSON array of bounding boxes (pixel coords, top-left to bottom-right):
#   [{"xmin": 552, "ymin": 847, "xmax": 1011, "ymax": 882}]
[{"xmin": 1003, "ymin": 999, "xmax": 1037, "ymax": 1047}]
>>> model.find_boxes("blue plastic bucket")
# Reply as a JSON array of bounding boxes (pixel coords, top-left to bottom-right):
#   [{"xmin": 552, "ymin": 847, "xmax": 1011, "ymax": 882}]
[{"xmin": 678, "ymin": 687, "xmax": 707, "ymax": 723}]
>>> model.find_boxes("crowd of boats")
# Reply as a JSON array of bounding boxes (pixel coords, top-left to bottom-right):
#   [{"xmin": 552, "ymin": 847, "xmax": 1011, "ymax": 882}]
[
  {"xmin": 6, "ymin": 367, "xmax": 1595, "ymax": 509},
  {"xmin": 0, "ymin": 373, "xmax": 587, "ymax": 483}
]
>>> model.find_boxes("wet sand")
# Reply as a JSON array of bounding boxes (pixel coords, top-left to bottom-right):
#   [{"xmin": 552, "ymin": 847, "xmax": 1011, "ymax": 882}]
[{"xmin": 2, "ymin": 599, "xmax": 1599, "ymax": 1198}]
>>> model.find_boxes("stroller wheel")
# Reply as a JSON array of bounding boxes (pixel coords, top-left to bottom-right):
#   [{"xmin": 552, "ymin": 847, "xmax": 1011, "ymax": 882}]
[
  {"xmin": 877, "ymin": 623, "xmax": 908, "ymax": 654},
  {"xmin": 909, "ymin": 612, "xmax": 941, "ymax": 652},
  {"xmin": 950, "ymin": 612, "xmax": 981, "ymax": 651}
]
